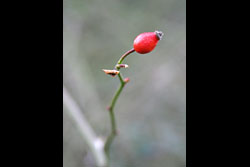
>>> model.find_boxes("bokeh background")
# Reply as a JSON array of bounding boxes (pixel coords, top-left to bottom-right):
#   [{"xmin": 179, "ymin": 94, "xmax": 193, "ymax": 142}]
[{"xmin": 63, "ymin": 0, "xmax": 186, "ymax": 166}]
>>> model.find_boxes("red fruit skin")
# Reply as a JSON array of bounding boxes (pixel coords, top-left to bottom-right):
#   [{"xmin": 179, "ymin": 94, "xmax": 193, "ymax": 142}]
[{"xmin": 133, "ymin": 32, "xmax": 159, "ymax": 54}]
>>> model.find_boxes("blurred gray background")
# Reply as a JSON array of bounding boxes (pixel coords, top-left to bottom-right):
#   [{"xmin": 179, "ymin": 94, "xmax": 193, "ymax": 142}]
[{"xmin": 63, "ymin": 0, "xmax": 186, "ymax": 166}]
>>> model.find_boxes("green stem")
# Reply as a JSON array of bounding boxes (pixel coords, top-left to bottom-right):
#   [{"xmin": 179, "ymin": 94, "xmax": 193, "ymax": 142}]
[
  {"xmin": 104, "ymin": 48, "xmax": 135, "ymax": 157},
  {"xmin": 104, "ymin": 75, "xmax": 124, "ymax": 154},
  {"xmin": 117, "ymin": 48, "xmax": 135, "ymax": 65}
]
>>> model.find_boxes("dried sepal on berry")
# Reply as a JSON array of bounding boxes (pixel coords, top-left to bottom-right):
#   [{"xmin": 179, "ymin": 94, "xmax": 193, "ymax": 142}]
[
  {"xmin": 102, "ymin": 69, "xmax": 120, "ymax": 77},
  {"xmin": 155, "ymin": 30, "xmax": 164, "ymax": 40}
]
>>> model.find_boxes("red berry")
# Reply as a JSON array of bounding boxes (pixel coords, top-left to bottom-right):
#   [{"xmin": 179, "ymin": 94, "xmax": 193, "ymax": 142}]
[{"xmin": 133, "ymin": 30, "xmax": 163, "ymax": 54}]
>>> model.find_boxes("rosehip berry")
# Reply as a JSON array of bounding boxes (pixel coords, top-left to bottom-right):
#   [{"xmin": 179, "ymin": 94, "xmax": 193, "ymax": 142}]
[{"xmin": 133, "ymin": 30, "xmax": 163, "ymax": 54}]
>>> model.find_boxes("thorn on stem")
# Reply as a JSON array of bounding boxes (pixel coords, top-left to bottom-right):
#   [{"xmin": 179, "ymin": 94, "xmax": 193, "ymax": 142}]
[
  {"xmin": 106, "ymin": 106, "xmax": 111, "ymax": 111},
  {"xmin": 124, "ymin": 77, "xmax": 130, "ymax": 83},
  {"xmin": 114, "ymin": 130, "xmax": 119, "ymax": 135},
  {"xmin": 116, "ymin": 64, "xmax": 129, "ymax": 69},
  {"xmin": 102, "ymin": 69, "xmax": 120, "ymax": 77}
]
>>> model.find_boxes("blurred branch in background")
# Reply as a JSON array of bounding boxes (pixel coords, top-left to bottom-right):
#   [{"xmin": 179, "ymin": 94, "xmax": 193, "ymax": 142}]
[{"xmin": 63, "ymin": 85, "xmax": 107, "ymax": 167}]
